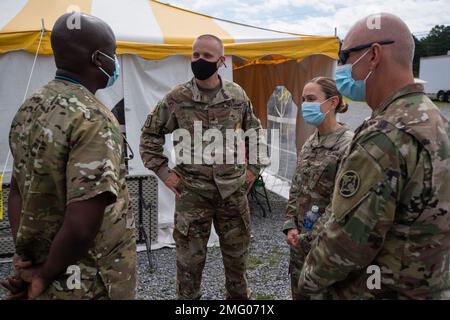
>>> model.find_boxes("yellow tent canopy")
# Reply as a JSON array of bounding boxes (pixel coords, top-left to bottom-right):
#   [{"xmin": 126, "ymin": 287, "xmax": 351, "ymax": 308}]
[
  {"xmin": 0, "ymin": 0, "xmax": 339, "ymax": 66},
  {"xmin": 0, "ymin": 0, "xmax": 340, "ymax": 158}
]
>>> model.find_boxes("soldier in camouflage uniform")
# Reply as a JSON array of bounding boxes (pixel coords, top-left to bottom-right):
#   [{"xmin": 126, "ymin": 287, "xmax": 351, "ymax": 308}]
[
  {"xmin": 140, "ymin": 35, "xmax": 268, "ymax": 299},
  {"xmin": 1, "ymin": 13, "xmax": 136, "ymax": 300},
  {"xmin": 283, "ymin": 77, "xmax": 353, "ymax": 299},
  {"xmin": 297, "ymin": 13, "xmax": 450, "ymax": 299}
]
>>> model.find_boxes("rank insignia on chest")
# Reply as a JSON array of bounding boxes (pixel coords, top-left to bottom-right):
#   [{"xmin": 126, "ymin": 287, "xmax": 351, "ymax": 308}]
[
  {"xmin": 339, "ymin": 170, "xmax": 360, "ymax": 198},
  {"xmin": 229, "ymin": 108, "xmax": 241, "ymax": 122},
  {"xmin": 210, "ymin": 118, "xmax": 219, "ymax": 127}
]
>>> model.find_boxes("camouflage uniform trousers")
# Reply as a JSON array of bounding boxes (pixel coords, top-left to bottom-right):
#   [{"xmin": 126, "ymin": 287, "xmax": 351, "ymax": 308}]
[
  {"xmin": 289, "ymin": 232, "xmax": 313, "ymax": 300},
  {"xmin": 173, "ymin": 183, "xmax": 251, "ymax": 300}
]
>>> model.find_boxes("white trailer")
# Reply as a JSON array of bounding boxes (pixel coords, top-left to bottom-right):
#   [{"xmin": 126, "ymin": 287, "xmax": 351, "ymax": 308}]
[{"xmin": 419, "ymin": 54, "xmax": 450, "ymax": 102}]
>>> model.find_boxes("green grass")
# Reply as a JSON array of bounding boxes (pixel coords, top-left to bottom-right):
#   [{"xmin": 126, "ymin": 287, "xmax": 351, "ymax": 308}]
[
  {"xmin": 435, "ymin": 101, "xmax": 450, "ymax": 108},
  {"xmin": 248, "ymin": 248, "xmax": 286, "ymax": 270},
  {"xmin": 267, "ymin": 248, "xmax": 284, "ymax": 265},
  {"xmin": 247, "ymin": 256, "xmax": 264, "ymax": 270},
  {"xmin": 255, "ymin": 293, "xmax": 275, "ymax": 300}
]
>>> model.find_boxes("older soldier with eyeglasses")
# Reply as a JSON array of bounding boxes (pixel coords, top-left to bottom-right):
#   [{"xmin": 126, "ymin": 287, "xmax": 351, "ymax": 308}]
[{"xmin": 297, "ymin": 13, "xmax": 450, "ymax": 299}]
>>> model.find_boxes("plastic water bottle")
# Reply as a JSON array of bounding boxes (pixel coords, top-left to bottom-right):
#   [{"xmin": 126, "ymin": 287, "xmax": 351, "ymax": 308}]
[{"xmin": 303, "ymin": 205, "xmax": 320, "ymax": 232}]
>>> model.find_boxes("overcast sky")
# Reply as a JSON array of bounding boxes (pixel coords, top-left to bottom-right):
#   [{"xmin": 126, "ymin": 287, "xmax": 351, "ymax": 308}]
[{"xmin": 165, "ymin": 0, "xmax": 450, "ymax": 38}]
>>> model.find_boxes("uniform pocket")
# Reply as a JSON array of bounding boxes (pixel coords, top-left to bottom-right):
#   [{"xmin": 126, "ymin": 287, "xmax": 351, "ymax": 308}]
[
  {"xmin": 307, "ymin": 163, "xmax": 327, "ymax": 191},
  {"xmin": 236, "ymin": 192, "xmax": 251, "ymax": 231},
  {"xmin": 176, "ymin": 178, "xmax": 185, "ymax": 194},
  {"xmin": 240, "ymin": 180, "xmax": 248, "ymax": 194},
  {"xmin": 229, "ymin": 105, "xmax": 244, "ymax": 123},
  {"xmin": 174, "ymin": 212, "xmax": 190, "ymax": 237},
  {"xmin": 241, "ymin": 209, "xmax": 251, "ymax": 231}
]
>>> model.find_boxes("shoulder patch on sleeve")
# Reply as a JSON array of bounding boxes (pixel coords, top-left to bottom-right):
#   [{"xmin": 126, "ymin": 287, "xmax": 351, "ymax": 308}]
[
  {"xmin": 339, "ymin": 170, "xmax": 360, "ymax": 198},
  {"xmin": 332, "ymin": 143, "xmax": 386, "ymax": 222},
  {"xmin": 144, "ymin": 116, "xmax": 152, "ymax": 128}
]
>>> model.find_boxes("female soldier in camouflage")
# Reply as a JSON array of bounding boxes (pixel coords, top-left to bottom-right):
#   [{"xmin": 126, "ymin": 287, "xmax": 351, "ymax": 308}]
[{"xmin": 283, "ymin": 77, "xmax": 354, "ymax": 299}]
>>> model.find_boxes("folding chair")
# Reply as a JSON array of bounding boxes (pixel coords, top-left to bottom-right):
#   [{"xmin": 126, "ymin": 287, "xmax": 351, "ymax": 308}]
[{"xmin": 247, "ymin": 173, "xmax": 272, "ymax": 217}]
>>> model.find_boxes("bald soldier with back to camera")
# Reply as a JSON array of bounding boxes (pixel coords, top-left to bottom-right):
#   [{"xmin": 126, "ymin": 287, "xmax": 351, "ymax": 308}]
[{"xmin": 1, "ymin": 13, "xmax": 136, "ymax": 300}]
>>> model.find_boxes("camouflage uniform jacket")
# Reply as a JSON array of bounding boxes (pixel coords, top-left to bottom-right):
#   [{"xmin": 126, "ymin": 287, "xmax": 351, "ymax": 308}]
[
  {"xmin": 283, "ymin": 125, "xmax": 353, "ymax": 235},
  {"xmin": 9, "ymin": 79, "xmax": 136, "ymax": 299},
  {"xmin": 298, "ymin": 83, "xmax": 450, "ymax": 299},
  {"xmin": 140, "ymin": 77, "xmax": 269, "ymax": 199}
]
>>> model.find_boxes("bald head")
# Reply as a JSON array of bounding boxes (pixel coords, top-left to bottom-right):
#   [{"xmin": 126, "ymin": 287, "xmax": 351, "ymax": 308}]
[
  {"xmin": 193, "ymin": 34, "xmax": 224, "ymax": 56},
  {"xmin": 51, "ymin": 13, "xmax": 116, "ymax": 72},
  {"xmin": 344, "ymin": 13, "xmax": 414, "ymax": 68}
]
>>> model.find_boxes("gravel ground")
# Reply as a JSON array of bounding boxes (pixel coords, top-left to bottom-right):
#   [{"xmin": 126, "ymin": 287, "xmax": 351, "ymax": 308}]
[
  {"xmin": 137, "ymin": 191, "xmax": 290, "ymax": 300},
  {"xmin": 0, "ymin": 191, "xmax": 290, "ymax": 300}
]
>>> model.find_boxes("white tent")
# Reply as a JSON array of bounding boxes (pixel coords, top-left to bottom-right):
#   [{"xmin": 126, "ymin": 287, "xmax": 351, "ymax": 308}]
[{"xmin": 0, "ymin": 0, "xmax": 339, "ymax": 248}]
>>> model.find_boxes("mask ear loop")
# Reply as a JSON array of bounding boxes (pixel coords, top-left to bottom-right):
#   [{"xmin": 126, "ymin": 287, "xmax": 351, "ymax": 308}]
[
  {"xmin": 218, "ymin": 56, "xmax": 227, "ymax": 69},
  {"xmin": 320, "ymin": 96, "xmax": 338, "ymax": 117},
  {"xmin": 352, "ymin": 49, "xmax": 374, "ymax": 85},
  {"xmin": 364, "ymin": 69, "xmax": 374, "ymax": 81},
  {"xmin": 352, "ymin": 48, "xmax": 371, "ymax": 67},
  {"xmin": 92, "ymin": 50, "xmax": 114, "ymax": 78},
  {"xmin": 97, "ymin": 50, "xmax": 115, "ymax": 62}
]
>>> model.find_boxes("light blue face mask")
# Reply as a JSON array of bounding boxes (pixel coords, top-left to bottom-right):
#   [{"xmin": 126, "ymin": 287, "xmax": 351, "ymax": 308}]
[
  {"xmin": 97, "ymin": 51, "xmax": 120, "ymax": 87},
  {"xmin": 301, "ymin": 97, "xmax": 333, "ymax": 126},
  {"xmin": 335, "ymin": 49, "xmax": 373, "ymax": 102}
]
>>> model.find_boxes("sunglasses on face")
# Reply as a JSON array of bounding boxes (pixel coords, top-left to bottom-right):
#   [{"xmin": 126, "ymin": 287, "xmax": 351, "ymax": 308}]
[{"xmin": 338, "ymin": 40, "xmax": 395, "ymax": 65}]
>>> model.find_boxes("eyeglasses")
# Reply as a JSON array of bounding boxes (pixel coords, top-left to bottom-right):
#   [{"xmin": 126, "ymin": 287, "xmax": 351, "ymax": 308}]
[{"xmin": 338, "ymin": 40, "xmax": 395, "ymax": 65}]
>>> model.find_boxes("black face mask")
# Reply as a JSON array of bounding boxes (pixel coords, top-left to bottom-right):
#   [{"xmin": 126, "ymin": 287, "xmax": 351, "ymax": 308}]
[{"xmin": 191, "ymin": 58, "xmax": 219, "ymax": 80}]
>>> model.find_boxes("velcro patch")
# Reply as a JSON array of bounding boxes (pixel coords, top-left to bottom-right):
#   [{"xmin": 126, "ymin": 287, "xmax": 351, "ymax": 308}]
[
  {"xmin": 332, "ymin": 143, "xmax": 385, "ymax": 222},
  {"xmin": 339, "ymin": 170, "xmax": 360, "ymax": 198}
]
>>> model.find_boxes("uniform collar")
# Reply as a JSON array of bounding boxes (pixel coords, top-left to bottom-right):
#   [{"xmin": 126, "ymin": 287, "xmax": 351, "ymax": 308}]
[
  {"xmin": 188, "ymin": 76, "xmax": 233, "ymax": 106},
  {"xmin": 373, "ymin": 83, "xmax": 425, "ymax": 117},
  {"xmin": 311, "ymin": 123, "xmax": 349, "ymax": 148}
]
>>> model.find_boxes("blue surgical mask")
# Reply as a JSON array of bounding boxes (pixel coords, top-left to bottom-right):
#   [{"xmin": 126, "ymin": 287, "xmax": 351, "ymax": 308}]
[
  {"xmin": 97, "ymin": 51, "xmax": 120, "ymax": 87},
  {"xmin": 335, "ymin": 49, "xmax": 373, "ymax": 101},
  {"xmin": 301, "ymin": 97, "xmax": 333, "ymax": 126}
]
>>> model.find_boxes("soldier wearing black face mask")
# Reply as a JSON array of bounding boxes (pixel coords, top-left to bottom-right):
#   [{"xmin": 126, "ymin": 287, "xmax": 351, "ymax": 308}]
[
  {"xmin": 140, "ymin": 34, "xmax": 269, "ymax": 300},
  {"xmin": 191, "ymin": 56, "xmax": 220, "ymax": 80}
]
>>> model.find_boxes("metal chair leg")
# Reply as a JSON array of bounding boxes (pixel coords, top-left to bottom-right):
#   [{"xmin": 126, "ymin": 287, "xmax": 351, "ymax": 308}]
[
  {"xmin": 140, "ymin": 225, "xmax": 156, "ymax": 273},
  {"xmin": 138, "ymin": 179, "xmax": 157, "ymax": 273},
  {"xmin": 262, "ymin": 182, "xmax": 272, "ymax": 213}
]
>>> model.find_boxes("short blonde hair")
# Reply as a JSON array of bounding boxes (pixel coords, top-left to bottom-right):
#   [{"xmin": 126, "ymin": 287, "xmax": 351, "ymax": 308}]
[{"xmin": 194, "ymin": 34, "xmax": 224, "ymax": 56}]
